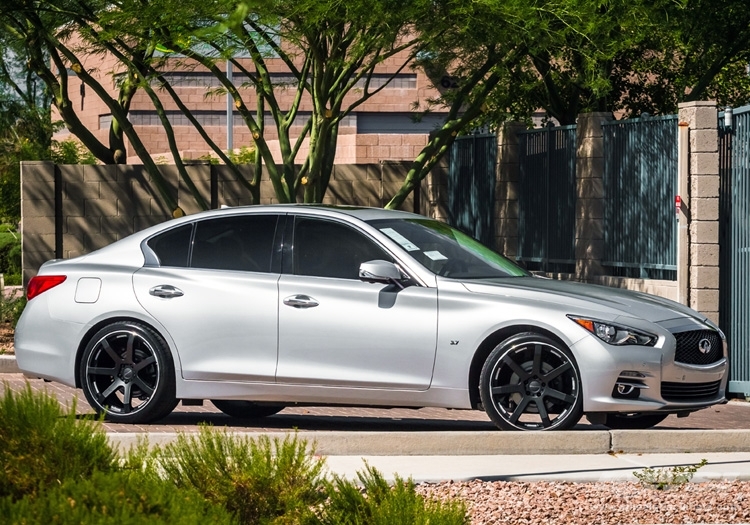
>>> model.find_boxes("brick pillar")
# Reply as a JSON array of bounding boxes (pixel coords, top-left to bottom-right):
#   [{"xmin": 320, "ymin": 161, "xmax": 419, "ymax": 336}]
[
  {"xmin": 575, "ymin": 112, "xmax": 613, "ymax": 280},
  {"xmin": 678, "ymin": 101, "xmax": 720, "ymax": 323},
  {"xmin": 495, "ymin": 123, "xmax": 524, "ymax": 259},
  {"xmin": 20, "ymin": 161, "xmax": 56, "ymax": 284}
]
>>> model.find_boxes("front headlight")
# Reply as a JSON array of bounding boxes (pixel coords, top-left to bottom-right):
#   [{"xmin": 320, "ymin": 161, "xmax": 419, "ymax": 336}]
[{"xmin": 568, "ymin": 316, "xmax": 658, "ymax": 346}]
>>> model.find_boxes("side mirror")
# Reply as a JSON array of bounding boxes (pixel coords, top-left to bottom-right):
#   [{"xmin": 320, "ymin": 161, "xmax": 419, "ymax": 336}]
[{"xmin": 359, "ymin": 260, "xmax": 404, "ymax": 286}]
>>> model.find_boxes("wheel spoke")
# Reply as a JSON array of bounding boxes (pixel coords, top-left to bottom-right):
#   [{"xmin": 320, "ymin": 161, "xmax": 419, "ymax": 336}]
[
  {"xmin": 542, "ymin": 361, "xmax": 572, "ymax": 382},
  {"xmin": 508, "ymin": 395, "xmax": 532, "ymax": 424},
  {"xmin": 532, "ymin": 345, "xmax": 542, "ymax": 375},
  {"xmin": 534, "ymin": 398, "xmax": 551, "ymax": 427},
  {"xmin": 87, "ymin": 366, "xmax": 117, "ymax": 377},
  {"xmin": 545, "ymin": 387, "xmax": 576, "ymax": 406},
  {"xmin": 101, "ymin": 339, "xmax": 122, "ymax": 364},
  {"xmin": 123, "ymin": 333, "xmax": 135, "ymax": 364},
  {"xmin": 133, "ymin": 356, "xmax": 156, "ymax": 372},
  {"xmin": 101, "ymin": 378, "xmax": 125, "ymax": 399},
  {"xmin": 502, "ymin": 354, "xmax": 530, "ymax": 381},
  {"xmin": 121, "ymin": 383, "xmax": 133, "ymax": 412},
  {"xmin": 491, "ymin": 383, "xmax": 524, "ymax": 396},
  {"xmin": 133, "ymin": 377, "xmax": 155, "ymax": 396}
]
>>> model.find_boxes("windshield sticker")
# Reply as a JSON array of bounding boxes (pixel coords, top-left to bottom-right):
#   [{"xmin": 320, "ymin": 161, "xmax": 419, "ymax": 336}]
[
  {"xmin": 380, "ymin": 228, "xmax": 420, "ymax": 251},
  {"xmin": 425, "ymin": 250, "xmax": 448, "ymax": 261}
]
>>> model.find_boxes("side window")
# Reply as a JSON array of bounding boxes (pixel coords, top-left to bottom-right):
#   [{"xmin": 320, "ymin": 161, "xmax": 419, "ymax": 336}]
[
  {"xmin": 191, "ymin": 215, "xmax": 278, "ymax": 273},
  {"xmin": 147, "ymin": 224, "xmax": 192, "ymax": 267},
  {"xmin": 294, "ymin": 218, "xmax": 392, "ymax": 279}
]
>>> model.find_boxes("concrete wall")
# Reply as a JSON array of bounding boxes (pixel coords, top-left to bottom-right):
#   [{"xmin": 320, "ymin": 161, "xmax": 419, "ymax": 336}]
[{"xmin": 20, "ymin": 161, "xmax": 426, "ymax": 282}]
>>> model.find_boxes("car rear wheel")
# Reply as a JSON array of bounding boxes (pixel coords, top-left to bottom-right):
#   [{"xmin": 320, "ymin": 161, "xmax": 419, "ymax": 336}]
[
  {"xmin": 80, "ymin": 321, "xmax": 177, "ymax": 423},
  {"xmin": 211, "ymin": 400, "xmax": 285, "ymax": 419},
  {"xmin": 480, "ymin": 333, "xmax": 583, "ymax": 431},
  {"xmin": 604, "ymin": 413, "xmax": 668, "ymax": 429}
]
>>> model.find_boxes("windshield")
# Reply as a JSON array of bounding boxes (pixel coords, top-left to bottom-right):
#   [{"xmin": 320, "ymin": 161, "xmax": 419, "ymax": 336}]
[{"xmin": 368, "ymin": 218, "xmax": 529, "ymax": 279}]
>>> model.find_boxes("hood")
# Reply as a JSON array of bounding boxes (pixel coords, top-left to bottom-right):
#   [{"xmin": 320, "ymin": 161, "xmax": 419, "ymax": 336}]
[{"xmin": 460, "ymin": 277, "xmax": 704, "ymax": 324}]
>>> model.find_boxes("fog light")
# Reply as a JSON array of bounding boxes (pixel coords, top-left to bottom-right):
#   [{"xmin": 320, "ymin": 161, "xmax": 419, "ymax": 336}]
[{"xmin": 617, "ymin": 384, "xmax": 635, "ymax": 396}]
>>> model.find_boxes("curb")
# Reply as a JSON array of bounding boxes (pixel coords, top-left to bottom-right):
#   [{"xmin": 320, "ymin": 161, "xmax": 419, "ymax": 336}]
[
  {"xmin": 0, "ymin": 355, "xmax": 19, "ymax": 374},
  {"xmin": 106, "ymin": 429, "xmax": 750, "ymax": 456}
]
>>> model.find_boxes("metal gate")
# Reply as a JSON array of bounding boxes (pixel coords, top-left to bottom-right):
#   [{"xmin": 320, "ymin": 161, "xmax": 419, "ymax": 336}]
[
  {"xmin": 517, "ymin": 124, "xmax": 577, "ymax": 273},
  {"xmin": 719, "ymin": 105, "xmax": 750, "ymax": 395},
  {"xmin": 602, "ymin": 114, "xmax": 678, "ymax": 280},
  {"xmin": 447, "ymin": 134, "xmax": 497, "ymax": 248}
]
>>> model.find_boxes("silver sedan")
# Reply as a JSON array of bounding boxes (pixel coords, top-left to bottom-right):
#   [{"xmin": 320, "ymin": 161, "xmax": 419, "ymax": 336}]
[{"xmin": 15, "ymin": 205, "xmax": 728, "ymax": 430}]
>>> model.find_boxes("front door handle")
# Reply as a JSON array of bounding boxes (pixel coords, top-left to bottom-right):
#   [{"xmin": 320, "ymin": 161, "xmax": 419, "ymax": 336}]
[
  {"xmin": 149, "ymin": 285, "xmax": 184, "ymax": 298},
  {"xmin": 283, "ymin": 294, "xmax": 319, "ymax": 308}
]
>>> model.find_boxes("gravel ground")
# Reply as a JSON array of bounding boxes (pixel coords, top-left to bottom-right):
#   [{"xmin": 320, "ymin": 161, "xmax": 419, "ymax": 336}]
[{"xmin": 416, "ymin": 480, "xmax": 750, "ymax": 524}]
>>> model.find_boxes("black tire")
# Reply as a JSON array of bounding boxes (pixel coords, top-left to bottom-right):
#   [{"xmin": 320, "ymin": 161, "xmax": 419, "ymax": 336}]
[
  {"xmin": 479, "ymin": 332, "xmax": 583, "ymax": 431},
  {"xmin": 212, "ymin": 400, "xmax": 285, "ymax": 419},
  {"xmin": 604, "ymin": 413, "xmax": 668, "ymax": 429},
  {"xmin": 80, "ymin": 321, "xmax": 177, "ymax": 423}
]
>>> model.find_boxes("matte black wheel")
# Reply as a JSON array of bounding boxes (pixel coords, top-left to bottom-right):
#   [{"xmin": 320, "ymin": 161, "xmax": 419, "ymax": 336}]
[
  {"xmin": 212, "ymin": 400, "xmax": 285, "ymax": 419},
  {"xmin": 80, "ymin": 321, "xmax": 177, "ymax": 423},
  {"xmin": 480, "ymin": 333, "xmax": 583, "ymax": 431},
  {"xmin": 604, "ymin": 413, "xmax": 668, "ymax": 429}
]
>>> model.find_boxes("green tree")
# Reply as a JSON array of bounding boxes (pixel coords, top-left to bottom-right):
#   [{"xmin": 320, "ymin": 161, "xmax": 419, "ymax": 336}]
[{"xmin": 104, "ymin": 0, "xmax": 429, "ymax": 204}]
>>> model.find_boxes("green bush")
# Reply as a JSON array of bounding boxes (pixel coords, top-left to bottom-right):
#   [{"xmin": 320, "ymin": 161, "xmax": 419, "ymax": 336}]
[
  {"xmin": 0, "ymin": 470, "xmax": 235, "ymax": 524},
  {"xmin": 309, "ymin": 465, "xmax": 468, "ymax": 525},
  {"xmin": 0, "ymin": 294, "xmax": 26, "ymax": 326},
  {"xmin": 0, "ymin": 226, "xmax": 21, "ymax": 281},
  {"xmin": 157, "ymin": 429, "xmax": 326, "ymax": 524},
  {"xmin": 0, "ymin": 384, "xmax": 117, "ymax": 501}
]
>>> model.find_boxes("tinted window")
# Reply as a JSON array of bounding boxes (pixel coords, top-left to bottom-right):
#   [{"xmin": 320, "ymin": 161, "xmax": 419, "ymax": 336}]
[
  {"xmin": 147, "ymin": 224, "xmax": 192, "ymax": 267},
  {"xmin": 191, "ymin": 215, "xmax": 278, "ymax": 272},
  {"xmin": 294, "ymin": 218, "xmax": 392, "ymax": 279}
]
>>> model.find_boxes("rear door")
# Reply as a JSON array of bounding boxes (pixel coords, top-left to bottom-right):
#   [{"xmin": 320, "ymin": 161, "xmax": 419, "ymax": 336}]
[{"xmin": 133, "ymin": 214, "xmax": 281, "ymax": 382}]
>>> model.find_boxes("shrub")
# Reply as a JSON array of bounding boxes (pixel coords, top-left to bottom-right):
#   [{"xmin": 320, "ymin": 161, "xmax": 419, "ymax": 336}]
[
  {"xmin": 309, "ymin": 464, "xmax": 468, "ymax": 525},
  {"xmin": 0, "ymin": 227, "xmax": 21, "ymax": 282},
  {"xmin": 157, "ymin": 428, "xmax": 326, "ymax": 524},
  {"xmin": 0, "ymin": 384, "xmax": 117, "ymax": 500},
  {"xmin": 0, "ymin": 470, "xmax": 235, "ymax": 524},
  {"xmin": 0, "ymin": 294, "xmax": 26, "ymax": 326}
]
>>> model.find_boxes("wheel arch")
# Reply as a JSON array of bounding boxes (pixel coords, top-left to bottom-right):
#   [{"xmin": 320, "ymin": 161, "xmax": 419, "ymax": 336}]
[
  {"xmin": 467, "ymin": 325, "xmax": 572, "ymax": 409},
  {"xmin": 74, "ymin": 316, "xmax": 174, "ymax": 388}
]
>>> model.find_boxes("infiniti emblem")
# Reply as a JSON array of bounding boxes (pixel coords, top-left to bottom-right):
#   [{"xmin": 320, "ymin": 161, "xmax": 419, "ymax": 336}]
[{"xmin": 698, "ymin": 338, "xmax": 712, "ymax": 354}]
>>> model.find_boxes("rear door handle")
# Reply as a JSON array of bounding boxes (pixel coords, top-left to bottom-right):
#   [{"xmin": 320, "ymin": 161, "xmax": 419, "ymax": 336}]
[
  {"xmin": 283, "ymin": 294, "xmax": 319, "ymax": 308},
  {"xmin": 149, "ymin": 285, "xmax": 184, "ymax": 298}
]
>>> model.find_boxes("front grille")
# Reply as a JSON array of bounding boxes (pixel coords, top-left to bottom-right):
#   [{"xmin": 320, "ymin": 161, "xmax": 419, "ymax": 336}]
[
  {"xmin": 661, "ymin": 380, "xmax": 721, "ymax": 402},
  {"xmin": 674, "ymin": 330, "xmax": 723, "ymax": 365}
]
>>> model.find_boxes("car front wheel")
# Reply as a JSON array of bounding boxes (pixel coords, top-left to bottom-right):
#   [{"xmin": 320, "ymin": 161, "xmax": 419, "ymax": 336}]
[
  {"xmin": 80, "ymin": 321, "xmax": 177, "ymax": 423},
  {"xmin": 480, "ymin": 332, "xmax": 583, "ymax": 431}
]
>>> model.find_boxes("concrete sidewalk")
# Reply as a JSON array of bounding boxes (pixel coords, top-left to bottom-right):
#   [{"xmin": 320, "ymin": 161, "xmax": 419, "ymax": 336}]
[{"xmin": 322, "ymin": 452, "xmax": 750, "ymax": 483}]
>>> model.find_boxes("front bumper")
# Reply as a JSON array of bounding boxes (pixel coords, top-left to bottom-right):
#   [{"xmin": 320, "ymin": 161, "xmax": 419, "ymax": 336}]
[{"xmin": 572, "ymin": 326, "xmax": 728, "ymax": 414}]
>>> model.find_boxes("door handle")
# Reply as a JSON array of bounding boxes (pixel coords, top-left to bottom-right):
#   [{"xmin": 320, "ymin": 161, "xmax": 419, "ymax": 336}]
[
  {"xmin": 149, "ymin": 285, "xmax": 184, "ymax": 298},
  {"xmin": 283, "ymin": 294, "xmax": 319, "ymax": 308}
]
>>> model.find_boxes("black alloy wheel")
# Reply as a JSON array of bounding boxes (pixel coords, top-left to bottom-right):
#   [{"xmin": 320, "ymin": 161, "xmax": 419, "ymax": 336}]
[
  {"xmin": 80, "ymin": 321, "xmax": 177, "ymax": 423},
  {"xmin": 604, "ymin": 413, "xmax": 669, "ymax": 429},
  {"xmin": 480, "ymin": 332, "xmax": 583, "ymax": 431},
  {"xmin": 211, "ymin": 400, "xmax": 285, "ymax": 419}
]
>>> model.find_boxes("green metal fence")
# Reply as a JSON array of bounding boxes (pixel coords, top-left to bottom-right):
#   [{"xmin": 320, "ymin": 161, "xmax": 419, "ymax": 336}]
[
  {"xmin": 719, "ymin": 105, "xmax": 750, "ymax": 396},
  {"xmin": 517, "ymin": 124, "xmax": 577, "ymax": 273},
  {"xmin": 602, "ymin": 115, "xmax": 678, "ymax": 280},
  {"xmin": 447, "ymin": 134, "xmax": 497, "ymax": 248}
]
